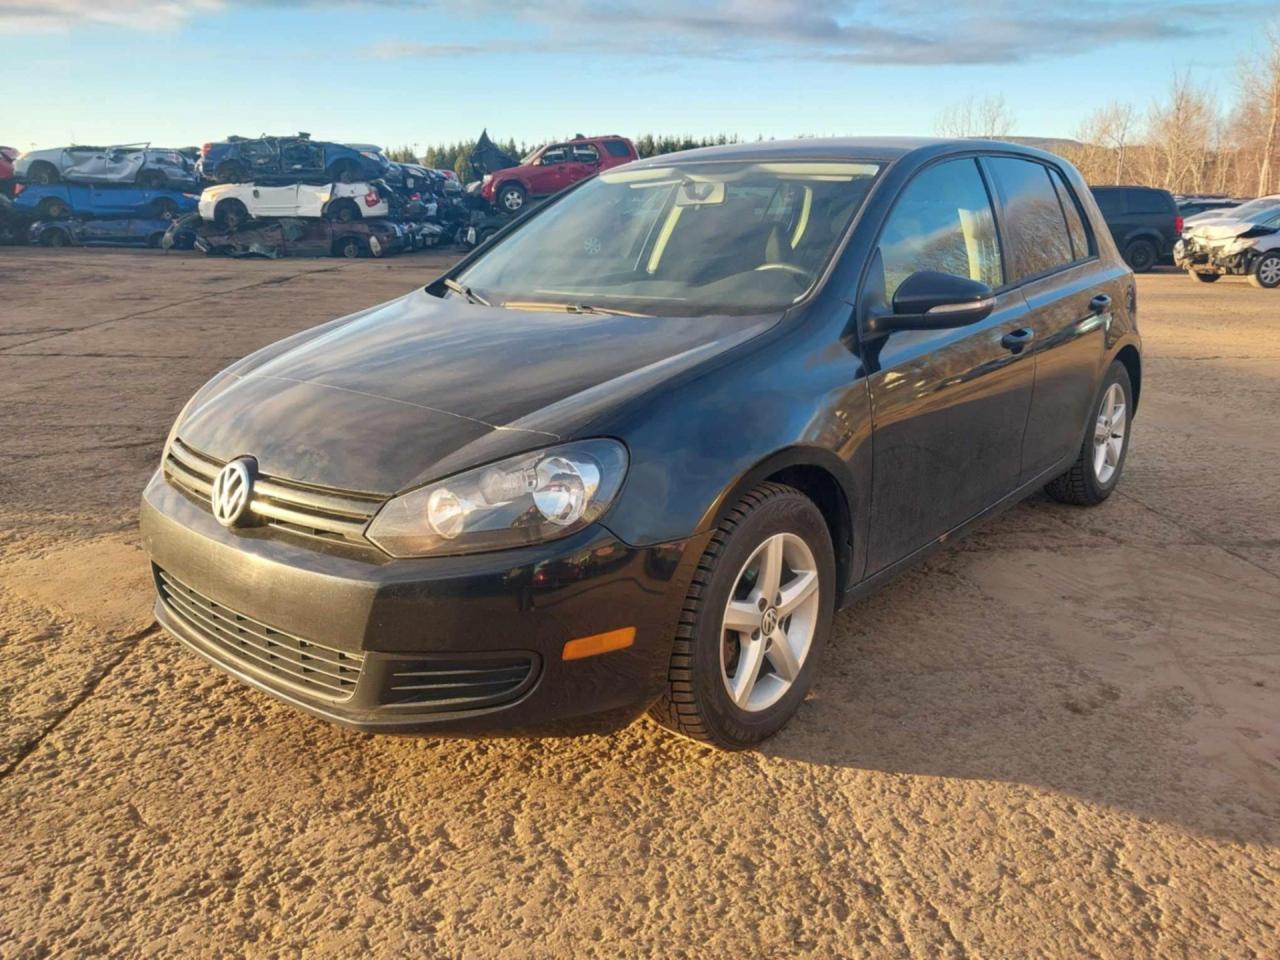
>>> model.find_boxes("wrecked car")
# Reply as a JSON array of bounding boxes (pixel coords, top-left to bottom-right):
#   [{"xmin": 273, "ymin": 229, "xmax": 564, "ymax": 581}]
[
  {"xmin": 197, "ymin": 135, "xmax": 393, "ymax": 185},
  {"xmin": 161, "ymin": 213, "xmax": 201, "ymax": 251},
  {"xmin": 13, "ymin": 183, "xmax": 198, "ymax": 221},
  {"xmin": 478, "ymin": 134, "xmax": 636, "ymax": 213},
  {"xmin": 194, "ymin": 217, "xmax": 406, "ymax": 259},
  {"xmin": 13, "ymin": 144, "xmax": 199, "ymax": 190},
  {"xmin": 1174, "ymin": 195, "xmax": 1280, "ymax": 288},
  {"xmin": 198, "ymin": 181, "xmax": 389, "ymax": 229},
  {"xmin": 28, "ymin": 217, "xmax": 174, "ymax": 248},
  {"xmin": 0, "ymin": 195, "xmax": 28, "ymax": 243},
  {"xmin": 0, "ymin": 146, "xmax": 16, "ymax": 196}
]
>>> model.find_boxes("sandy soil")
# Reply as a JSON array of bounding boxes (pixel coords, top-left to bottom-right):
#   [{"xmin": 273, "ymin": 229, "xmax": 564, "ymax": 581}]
[{"xmin": 1, "ymin": 248, "xmax": 1277, "ymax": 958}]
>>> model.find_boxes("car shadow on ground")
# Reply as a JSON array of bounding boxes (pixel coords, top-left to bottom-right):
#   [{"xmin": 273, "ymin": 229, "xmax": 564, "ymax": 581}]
[{"xmin": 754, "ymin": 496, "xmax": 1280, "ymax": 846}]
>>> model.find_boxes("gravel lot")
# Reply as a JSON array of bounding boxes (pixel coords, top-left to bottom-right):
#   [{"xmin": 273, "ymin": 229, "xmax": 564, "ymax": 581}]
[{"xmin": 1, "ymin": 249, "xmax": 1277, "ymax": 958}]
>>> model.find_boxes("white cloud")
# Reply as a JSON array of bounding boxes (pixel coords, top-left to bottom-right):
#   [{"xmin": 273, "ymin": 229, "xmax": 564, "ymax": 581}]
[{"xmin": 0, "ymin": 0, "xmax": 224, "ymax": 32}]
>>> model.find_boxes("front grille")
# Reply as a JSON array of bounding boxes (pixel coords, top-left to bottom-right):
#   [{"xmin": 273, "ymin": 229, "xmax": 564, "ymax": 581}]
[
  {"xmin": 381, "ymin": 654, "xmax": 539, "ymax": 712},
  {"xmin": 164, "ymin": 437, "xmax": 382, "ymax": 543},
  {"xmin": 157, "ymin": 568, "xmax": 364, "ymax": 700}
]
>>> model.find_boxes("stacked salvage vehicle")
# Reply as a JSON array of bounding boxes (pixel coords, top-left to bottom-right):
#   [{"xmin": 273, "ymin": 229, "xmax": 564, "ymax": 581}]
[{"xmin": 4, "ymin": 144, "xmax": 201, "ymax": 248}]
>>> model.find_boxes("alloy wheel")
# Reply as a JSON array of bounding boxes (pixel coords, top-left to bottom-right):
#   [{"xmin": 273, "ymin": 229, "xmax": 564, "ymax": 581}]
[
  {"xmin": 1258, "ymin": 256, "xmax": 1280, "ymax": 288},
  {"xmin": 1092, "ymin": 382, "xmax": 1127, "ymax": 484},
  {"xmin": 720, "ymin": 532, "xmax": 820, "ymax": 712}
]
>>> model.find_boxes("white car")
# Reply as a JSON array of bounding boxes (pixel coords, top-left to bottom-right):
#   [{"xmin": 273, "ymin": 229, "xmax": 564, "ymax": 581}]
[
  {"xmin": 198, "ymin": 181, "xmax": 389, "ymax": 229},
  {"xmin": 1174, "ymin": 195, "xmax": 1280, "ymax": 289}
]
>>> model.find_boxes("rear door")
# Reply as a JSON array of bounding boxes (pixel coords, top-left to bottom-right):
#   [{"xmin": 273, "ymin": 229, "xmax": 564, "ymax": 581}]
[
  {"xmin": 563, "ymin": 142, "xmax": 601, "ymax": 188},
  {"xmin": 252, "ymin": 184, "xmax": 302, "ymax": 217},
  {"xmin": 241, "ymin": 139, "xmax": 280, "ymax": 179},
  {"xmin": 861, "ymin": 156, "xmax": 1036, "ymax": 573},
  {"xmin": 983, "ymin": 157, "xmax": 1116, "ymax": 481}
]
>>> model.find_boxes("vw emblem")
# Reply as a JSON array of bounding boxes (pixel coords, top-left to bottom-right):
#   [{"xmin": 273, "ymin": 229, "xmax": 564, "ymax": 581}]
[
  {"xmin": 211, "ymin": 457, "xmax": 256, "ymax": 528},
  {"xmin": 761, "ymin": 607, "xmax": 779, "ymax": 635}
]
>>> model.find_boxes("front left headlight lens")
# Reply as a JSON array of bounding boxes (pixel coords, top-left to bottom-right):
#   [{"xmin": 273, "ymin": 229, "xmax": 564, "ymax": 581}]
[{"xmin": 366, "ymin": 439, "xmax": 628, "ymax": 558}]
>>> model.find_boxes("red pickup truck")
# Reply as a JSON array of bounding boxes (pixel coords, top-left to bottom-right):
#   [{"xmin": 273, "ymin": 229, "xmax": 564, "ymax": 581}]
[{"xmin": 480, "ymin": 135, "xmax": 637, "ymax": 212}]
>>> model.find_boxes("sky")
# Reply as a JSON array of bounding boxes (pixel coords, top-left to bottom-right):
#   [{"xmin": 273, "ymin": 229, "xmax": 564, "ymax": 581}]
[{"xmin": 1, "ymin": 0, "xmax": 1274, "ymax": 153}]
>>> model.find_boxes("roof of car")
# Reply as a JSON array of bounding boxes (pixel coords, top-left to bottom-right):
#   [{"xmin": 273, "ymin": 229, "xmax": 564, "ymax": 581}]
[{"xmin": 630, "ymin": 136, "xmax": 1059, "ymax": 167}]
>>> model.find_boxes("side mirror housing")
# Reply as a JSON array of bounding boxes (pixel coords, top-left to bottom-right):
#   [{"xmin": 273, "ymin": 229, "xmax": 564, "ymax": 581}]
[{"xmin": 874, "ymin": 271, "xmax": 995, "ymax": 333}]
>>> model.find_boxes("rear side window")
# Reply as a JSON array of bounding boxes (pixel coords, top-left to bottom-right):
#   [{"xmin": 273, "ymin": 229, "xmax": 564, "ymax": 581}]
[
  {"xmin": 1093, "ymin": 189, "xmax": 1125, "ymax": 218},
  {"xmin": 1129, "ymin": 189, "xmax": 1174, "ymax": 215},
  {"xmin": 571, "ymin": 143, "xmax": 600, "ymax": 163},
  {"xmin": 986, "ymin": 157, "xmax": 1074, "ymax": 281},
  {"xmin": 877, "ymin": 157, "xmax": 1003, "ymax": 300},
  {"xmin": 602, "ymin": 139, "xmax": 632, "ymax": 158},
  {"xmin": 1048, "ymin": 168, "xmax": 1091, "ymax": 260}
]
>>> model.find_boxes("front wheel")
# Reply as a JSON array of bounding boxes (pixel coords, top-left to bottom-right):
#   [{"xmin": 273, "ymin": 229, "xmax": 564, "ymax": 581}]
[
  {"xmin": 650, "ymin": 483, "xmax": 835, "ymax": 750},
  {"xmin": 1249, "ymin": 251, "xmax": 1280, "ymax": 289},
  {"xmin": 497, "ymin": 182, "xmax": 526, "ymax": 213},
  {"xmin": 1191, "ymin": 270, "xmax": 1220, "ymax": 283},
  {"xmin": 1045, "ymin": 361, "xmax": 1133, "ymax": 506}
]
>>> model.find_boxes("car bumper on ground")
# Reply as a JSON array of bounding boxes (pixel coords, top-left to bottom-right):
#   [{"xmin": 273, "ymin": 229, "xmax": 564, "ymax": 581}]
[{"xmin": 139, "ymin": 469, "xmax": 702, "ymax": 736}]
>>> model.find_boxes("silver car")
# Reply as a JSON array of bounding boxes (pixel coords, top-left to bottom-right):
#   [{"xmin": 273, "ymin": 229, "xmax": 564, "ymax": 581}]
[{"xmin": 14, "ymin": 143, "xmax": 199, "ymax": 190}]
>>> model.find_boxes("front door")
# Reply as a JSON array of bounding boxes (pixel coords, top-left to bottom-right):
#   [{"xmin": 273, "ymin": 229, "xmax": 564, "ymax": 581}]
[
  {"xmin": 528, "ymin": 144, "xmax": 571, "ymax": 196},
  {"xmin": 859, "ymin": 156, "xmax": 1036, "ymax": 574}
]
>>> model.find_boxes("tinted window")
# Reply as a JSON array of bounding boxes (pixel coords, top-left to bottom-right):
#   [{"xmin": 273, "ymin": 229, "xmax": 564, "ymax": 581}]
[
  {"xmin": 571, "ymin": 143, "xmax": 600, "ymax": 164},
  {"xmin": 1093, "ymin": 189, "xmax": 1124, "ymax": 218},
  {"xmin": 987, "ymin": 157, "xmax": 1074, "ymax": 281},
  {"xmin": 602, "ymin": 139, "xmax": 632, "ymax": 158},
  {"xmin": 877, "ymin": 158, "xmax": 1003, "ymax": 300},
  {"xmin": 1129, "ymin": 189, "xmax": 1174, "ymax": 215},
  {"xmin": 1049, "ymin": 168, "xmax": 1090, "ymax": 260}
]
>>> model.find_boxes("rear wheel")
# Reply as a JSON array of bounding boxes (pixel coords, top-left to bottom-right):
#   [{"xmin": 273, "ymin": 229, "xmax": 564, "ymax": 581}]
[
  {"xmin": 137, "ymin": 170, "xmax": 166, "ymax": 189},
  {"xmin": 215, "ymin": 161, "xmax": 247, "ymax": 184},
  {"xmin": 1044, "ymin": 361, "xmax": 1133, "ymax": 506},
  {"xmin": 1123, "ymin": 238, "xmax": 1157, "ymax": 273},
  {"xmin": 336, "ymin": 237, "xmax": 361, "ymax": 259},
  {"xmin": 1249, "ymin": 251, "xmax": 1280, "ymax": 289},
  {"xmin": 497, "ymin": 182, "xmax": 526, "ymax": 213},
  {"xmin": 151, "ymin": 197, "xmax": 178, "ymax": 220},
  {"xmin": 329, "ymin": 161, "xmax": 358, "ymax": 184},
  {"xmin": 43, "ymin": 230, "xmax": 67, "ymax": 247},
  {"xmin": 328, "ymin": 200, "xmax": 358, "ymax": 223},
  {"xmin": 40, "ymin": 198, "xmax": 70, "ymax": 219},
  {"xmin": 650, "ymin": 483, "xmax": 835, "ymax": 750},
  {"xmin": 1191, "ymin": 270, "xmax": 1220, "ymax": 283}
]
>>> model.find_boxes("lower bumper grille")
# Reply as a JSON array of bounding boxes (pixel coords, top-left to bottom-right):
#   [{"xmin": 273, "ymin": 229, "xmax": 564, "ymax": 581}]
[
  {"xmin": 382, "ymin": 654, "xmax": 539, "ymax": 712},
  {"xmin": 156, "ymin": 568, "xmax": 364, "ymax": 701}
]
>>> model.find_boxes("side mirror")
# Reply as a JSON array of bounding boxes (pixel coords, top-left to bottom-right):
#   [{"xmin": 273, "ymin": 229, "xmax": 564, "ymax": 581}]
[{"xmin": 878, "ymin": 271, "xmax": 995, "ymax": 332}]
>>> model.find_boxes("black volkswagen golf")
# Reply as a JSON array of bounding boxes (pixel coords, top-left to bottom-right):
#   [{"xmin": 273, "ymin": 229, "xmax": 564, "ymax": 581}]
[{"xmin": 142, "ymin": 138, "xmax": 1141, "ymax": 750}]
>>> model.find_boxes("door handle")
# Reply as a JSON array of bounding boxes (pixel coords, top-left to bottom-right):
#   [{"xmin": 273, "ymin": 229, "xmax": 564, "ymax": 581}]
[
  {"xmin": 1001, "ymin": 328, "xmax": 1034, "ymax": 354},
  {"xmin": 1089, "ymin": 293, "xmax": 1112, "ymax": 314}
]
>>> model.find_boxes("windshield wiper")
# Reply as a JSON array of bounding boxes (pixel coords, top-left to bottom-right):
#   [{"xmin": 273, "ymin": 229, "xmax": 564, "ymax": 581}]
[
  {"xmin": 443, "ymin": 277, "xmax": 490, "ymax": 306},
  {"xmin": 564, "ymin": 303, "xmax": 652, "ymax": 318}
]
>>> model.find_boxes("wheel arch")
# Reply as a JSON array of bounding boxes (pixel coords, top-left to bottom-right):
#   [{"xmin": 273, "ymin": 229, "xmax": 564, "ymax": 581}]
[
  {"xmin": 697, "ymin": 446, "xmax": 857, "ymax": 595},
  {"xmin": 1114, "ymin": 344, "xmax": 1142, "ymax": 412}
]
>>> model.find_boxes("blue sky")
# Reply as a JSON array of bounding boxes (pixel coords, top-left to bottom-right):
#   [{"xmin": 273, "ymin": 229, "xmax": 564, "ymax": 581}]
[{"xmin": 2, "ymin": 1, "xmax": 1272, "ymax": 153}]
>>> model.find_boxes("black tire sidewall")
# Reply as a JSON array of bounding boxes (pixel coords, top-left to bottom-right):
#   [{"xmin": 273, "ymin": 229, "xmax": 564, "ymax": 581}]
[
  {"xmin": 689, "ymin": 492, "xmax": 835, "ymax": 747},
  {"xmin": 1125, "ymin": 239, "xmax": 1156, "ymax": 272}
]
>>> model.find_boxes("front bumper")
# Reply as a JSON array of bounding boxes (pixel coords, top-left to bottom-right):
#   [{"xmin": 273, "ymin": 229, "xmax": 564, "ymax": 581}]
[
  {"xmin": 1174, "ymin": 238, "xmax": 1252, "ymax": 276},
  {"xmin": 140, "ymin": 470, "xmax": 702, "ymax": 735}
]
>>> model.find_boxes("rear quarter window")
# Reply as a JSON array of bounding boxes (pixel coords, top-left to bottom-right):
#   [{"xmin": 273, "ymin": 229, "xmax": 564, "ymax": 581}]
[
  {"xmin": 1128, "ymin": 189, "xmax": 1175, "ymax": 215},
  {"xmin": 1092, "ymin": 189, "xmax": 1126, "ymax": 218},
  {"xmin": 602, "ymin": 139, "xmax": 633, "ymax": 158}
]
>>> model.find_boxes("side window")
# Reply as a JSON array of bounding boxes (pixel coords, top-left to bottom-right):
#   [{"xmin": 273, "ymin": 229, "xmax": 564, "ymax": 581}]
[
  {"xmin": 1048, "ymin": 168, "xmax": 1091, "ymax": 261},
  {"xmin": 540, "ymin": 145, "xmax": 568, "ymax": 165},
  {"xmin": 571, "ymin": 143, "xmax": 600, "ymax": 164},
  {"xmin": 1093, "ymin": 190, "xmax": 1124, "ymax": 219},
  {"xmin": 602, "ymin": 139, "xmax": 632, "ymax": 158},
  {"xmin": 877, "ymin": 158, "xmax": 1003, "ymax": 301},
  {"xmin": 986, "ymin": 157, "xmax": 1075, "ymax": 281}
]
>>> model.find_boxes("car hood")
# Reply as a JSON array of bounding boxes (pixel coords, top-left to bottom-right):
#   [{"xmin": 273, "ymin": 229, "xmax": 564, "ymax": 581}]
[
  {"xmin": 1184, "ymin": 217, "xmax": 1276, "ymax": 242},
  {"xmin": 177, "ymin": 289, "xmax": 774, "ymax": 494}
]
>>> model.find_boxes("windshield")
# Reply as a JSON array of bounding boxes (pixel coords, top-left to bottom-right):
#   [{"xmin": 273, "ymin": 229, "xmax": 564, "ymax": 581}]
[
  {"xmin": 1229, "ymin": 197, "xmax": 1280, "ymax": 221},
  {"xmin": 455, "ymin": 160, "xmax": 881, "ymax": 316}
]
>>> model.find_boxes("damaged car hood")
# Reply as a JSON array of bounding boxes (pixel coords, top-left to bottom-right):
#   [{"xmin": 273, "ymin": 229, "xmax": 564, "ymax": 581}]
[
  {"xmin": 1184, "ymin": 216, "xmax": 1280, "ymax": 242},
  {"xmin": 176, "ymin": 289, "xmax": 775, "ymax": 494}
]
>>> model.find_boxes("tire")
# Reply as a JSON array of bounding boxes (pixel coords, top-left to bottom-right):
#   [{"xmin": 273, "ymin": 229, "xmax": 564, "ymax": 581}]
[
  {"xmin": 336, "ymin": 237, "xmax": 361, "ymax": 259},
  {"xmin": 146, "ymin": 233, "xmax": 165, "ymax": 249},
  {"xmin": 328, "ymin": 201, "xmax": 357, "ymax": 223},
  {"xmin": 1123, "ymin": 238, "xmax": 1157, "ymax": 273},
  {"xmin": 1044, "ymin": 360, "xmax": 1133, "ymax": 506},
  {"xmin": 1249, "ymin": 251, "xmax": 1280, "ymax": 289},
  {"xmin": 216, "ymin": 200, "xmax": 248, "ymax": 231},
  {"xmin": 649, "ymin": 482, "xmax": 835, "ymax": 750},
  {"xmin": 497, "ymin": 182, "xmax": 526, "ymax": 213},
  {"xmin": 151, "ymin": 198, "xmax": 178, "ymax": 220},
  {"xmin": 1191, "ymin": 270, "xmax": 1220, "ymax": 283},
  {"xmin": 28, "ymin": 162, "xmax": 59, "ymax": 185},
  {"xmin": 40, "ymin": 198, "xmax": 69, "ymax": 220},
  {"xmin": 43, "ymin": 230, "xmax": 67, "ymax": 247},
  {"xmin": 215, "ymin": 161, "xmax": 246, "ymax": 184},
  {"xmin": 137, "ymin": 170, "xmax": 165, "ymax": 189}
]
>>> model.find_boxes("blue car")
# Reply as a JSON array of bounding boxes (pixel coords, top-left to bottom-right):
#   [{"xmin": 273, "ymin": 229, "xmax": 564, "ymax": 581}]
[
  {"xmin": 14, "ymin": 183, "xmax": 198, "ymax": 221},
  {"xmin": 29, "ymin": 217, "xmax": 175, "ymax": 248},
  {"xmin": 196, "ymin": 135, "xmax": 393, "ymax": 185}
]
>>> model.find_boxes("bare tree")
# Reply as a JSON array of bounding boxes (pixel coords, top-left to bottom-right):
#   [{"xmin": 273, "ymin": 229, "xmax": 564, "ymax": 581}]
[
  {"xmin": 1146, "ymin": 71, "xmax": 1218, "ymax": 193},
  {"xmin": 1238, "ymin": 23, "xmax": 1280, "ymax": 195},
  {"xmin": 933, "ymin": 95, "xmax": 1016, "ymax": 139},
  {"xmin": 1069, "ymin": 102, "xmax": 1139, "ymax": 184}
]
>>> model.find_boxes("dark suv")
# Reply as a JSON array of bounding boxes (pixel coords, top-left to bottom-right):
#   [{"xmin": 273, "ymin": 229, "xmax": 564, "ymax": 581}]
[
  {"xmin": 1090, "ymin": 185, "xmax": 1181, "ymax": 272},
  {"xmin": 142, "ymin": 138, "xmax": 1140, "ymax": 750},
  {"xmin": 197, "ymin": 136, "xmax": 393, "ymax": 185}
]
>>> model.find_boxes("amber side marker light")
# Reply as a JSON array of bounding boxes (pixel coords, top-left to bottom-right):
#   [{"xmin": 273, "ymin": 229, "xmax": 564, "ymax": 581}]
[{"xmin": 562, "ymin": 627, "xmax": 636, "ymax": 661}]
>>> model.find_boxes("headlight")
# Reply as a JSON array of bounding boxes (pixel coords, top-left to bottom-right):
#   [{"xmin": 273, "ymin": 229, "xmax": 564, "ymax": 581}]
[{"xmin": 366, "ymin": 439, "xmax": 628, "ymax": 558}]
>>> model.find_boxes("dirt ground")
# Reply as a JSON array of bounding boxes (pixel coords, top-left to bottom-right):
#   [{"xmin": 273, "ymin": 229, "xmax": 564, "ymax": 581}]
[{"xmin": 0, "ymin": 247, "xmax": 1277, "ymax": 958}]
